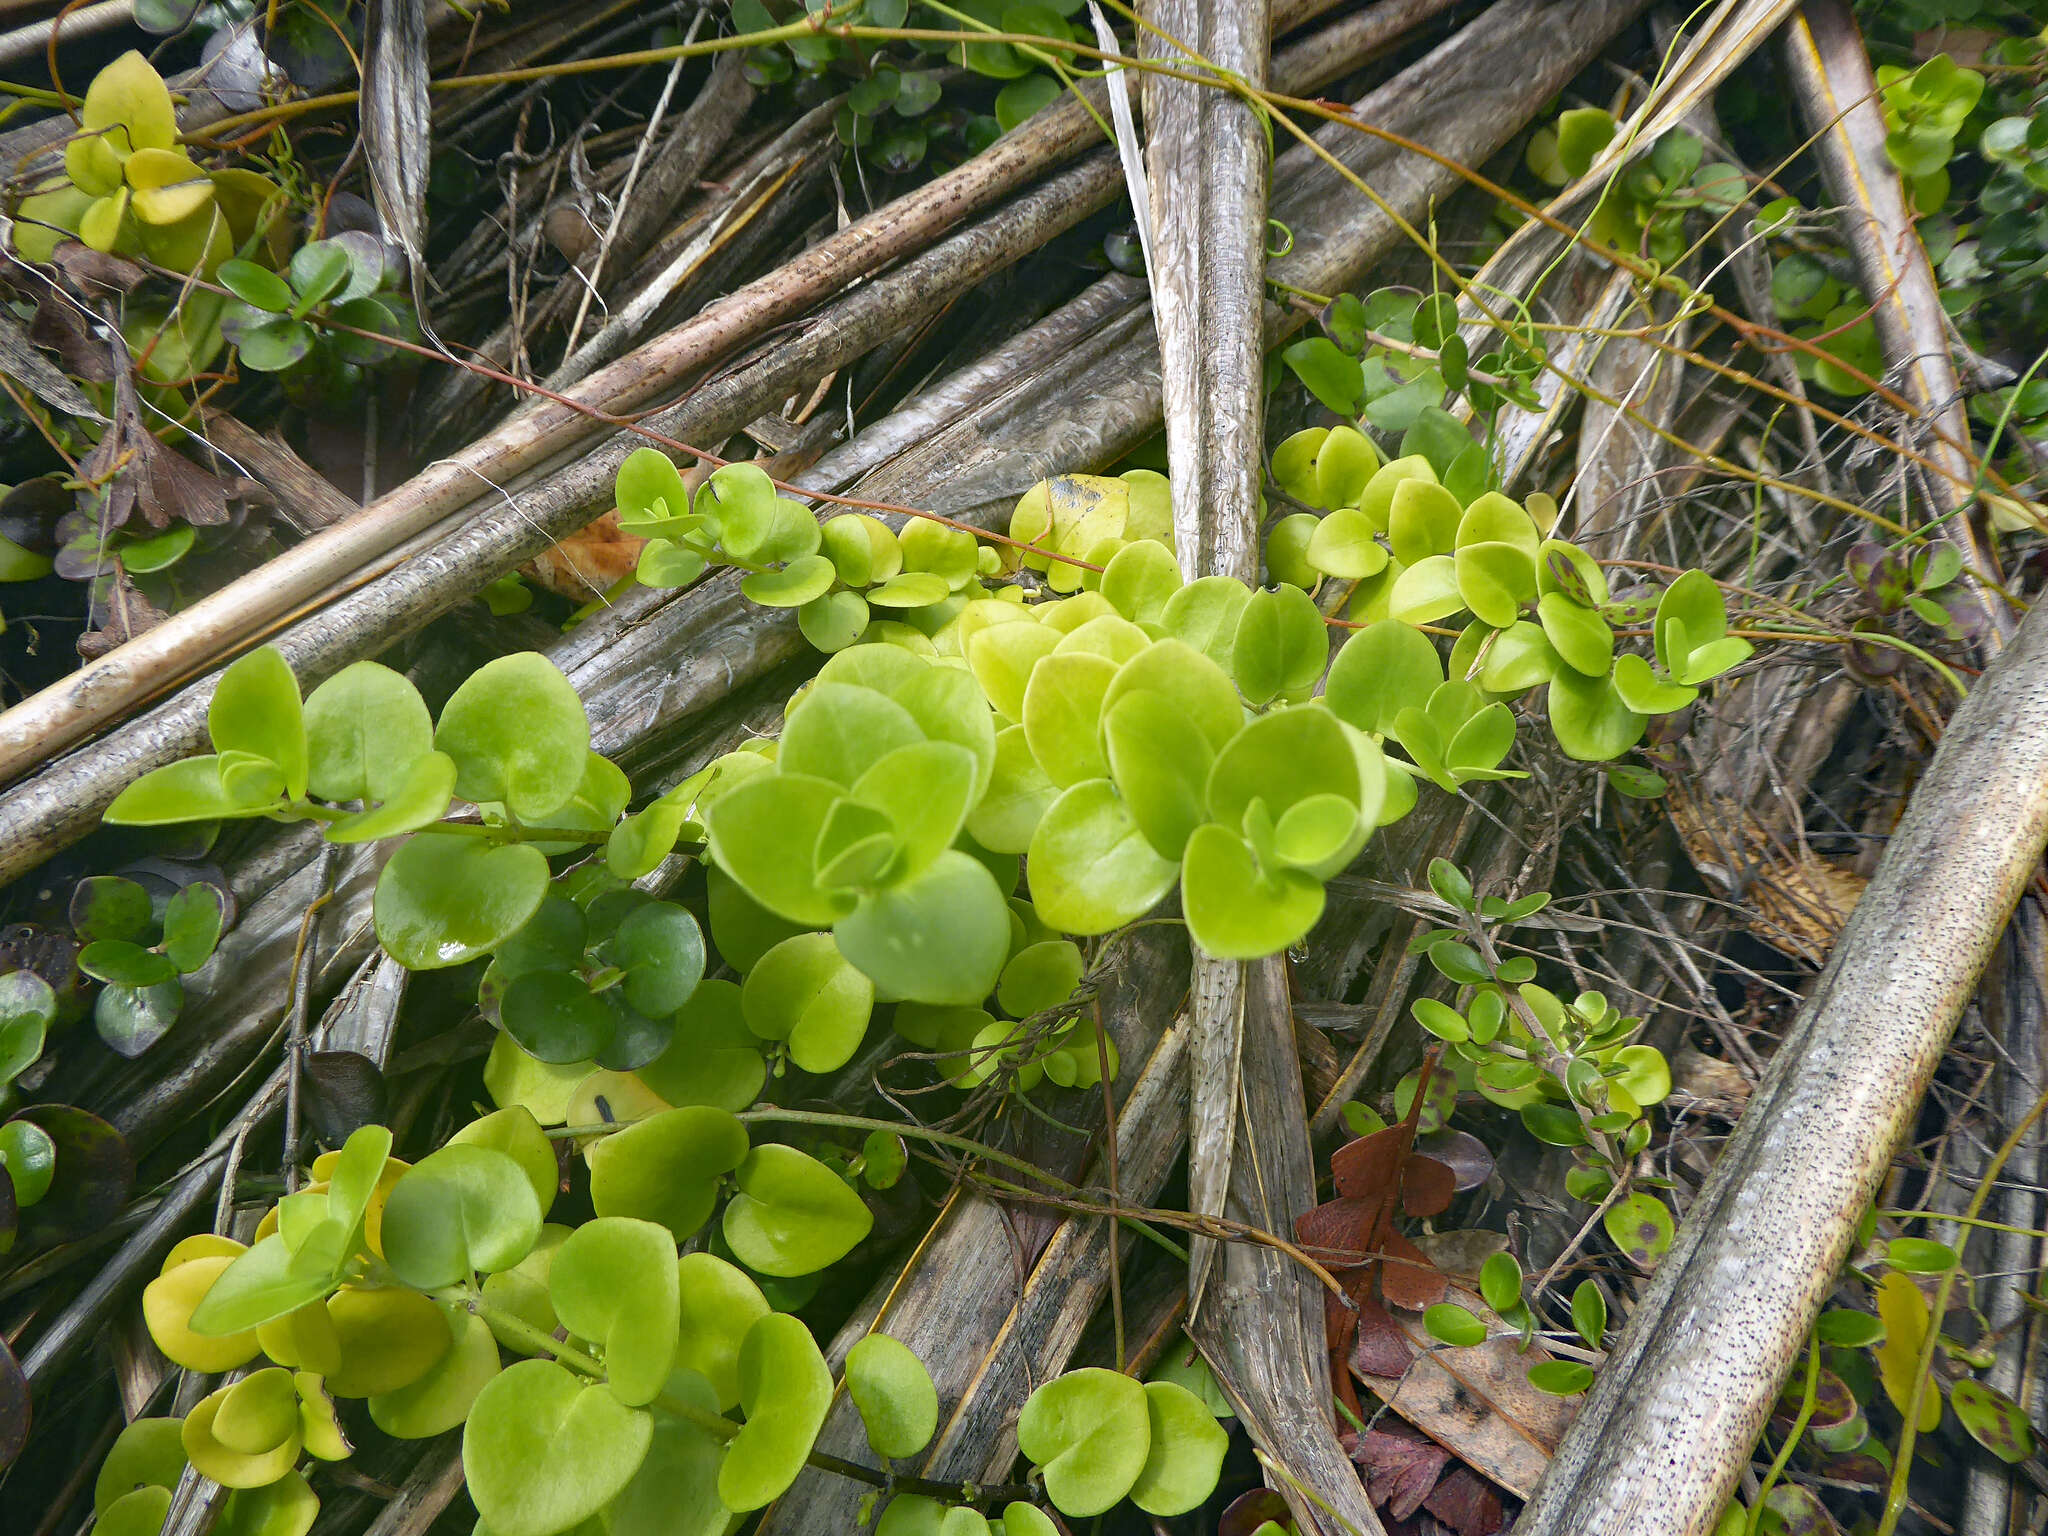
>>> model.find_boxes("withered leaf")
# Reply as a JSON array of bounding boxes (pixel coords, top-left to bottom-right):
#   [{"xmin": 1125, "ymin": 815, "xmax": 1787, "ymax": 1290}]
[
  {"xmin": 1422, "ymin": 1466, "xmax": 1505, "ymax": 1536},
  {"xmin": 1296, "ymin": 1195, "xmax": 1378, "ymax": 1269},
  {"xmin": 1400, "ymin": 1154, "xmax": 1457, "ymax": 1218},
  {"xmin": 1349, "ymin": 1293, "xmax": 1416, "ymax": 1378},
  {"xmin": 1346, "ymin": 1421, "xmax": 1450, "ymax": 1521},
  {"xmin": 1333, "ymin": 1125, "xmax": 1409, "ymax": 1200},
  {"xmin": 1381, "ymin": 1228, "xmax": 1448, "ymax": 1311}
]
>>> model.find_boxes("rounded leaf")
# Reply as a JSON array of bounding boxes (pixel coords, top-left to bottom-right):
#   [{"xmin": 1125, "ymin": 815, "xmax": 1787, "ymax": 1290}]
[
  {"xmin": 1128, "ymin": 1380, "xmax": 1228, "ymax": 1516},
  {"xmin": 550, "ymin": 1217, "xmax": 680, "ymax": 1406},
  {"xmin": 719, "ymin": 1313, "xmax": 833, "ymax": 1511},
  {"xmin": 434, "ymin": 653, "xmax": 591, "ymax": 821},
  {"xmin": 846, "ymin": 1332, "xmax": 939, "ymax": 1459},
  {"xmin": 588, "ymin": 1106, "xmax": 749, "ymax": 1240},
  {"xmin": 743, "ymin": 932, "xmax": 875, "ymax": 1073},
  {"xmin": 304, "ymin": 660, "xmax": 435, "ymax": 803},
  {"xmin": 374, "ymin": 837, "xmax": 549, "ymax": 971},
  {"xmin": 1027, "ymin": 780, "xmax": 1179, "ymax": 935},
  {"xmin": 722, "ymin": 1142, "xmax": 874, "ymax": 1276},
  {"xmin": 835, "ymin": 850, "xmax": 1010, "ymax": 1007},
  {"xmin": 380, "ymin": 1144, "xmax": 544, "ymax": 1288},
  {"xmin": 208, "ymin": 646, "xmax": 307, "ymax": 801},
  {"xmin": 675, "ymin": 1251, "xmax": 770, "ymax": 1409},
  {"xmin": 1016, "ymin": 1368, "xmax": 1150, "ymax": 1518},
  {"xmin": 463, "ymin": 1358, "xmax": 653, "ymax": 1536}
]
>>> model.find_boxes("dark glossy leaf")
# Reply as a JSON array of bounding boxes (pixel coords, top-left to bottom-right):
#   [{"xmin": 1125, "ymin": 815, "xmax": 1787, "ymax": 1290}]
[
  {"xmin": 94, "ymin": 979, "xmax": 182, "ymax": 1057},
  {"xmin": 68, "ymin": 875, "xmax": 152, "ymax": 943},
  {"xmin": 503, "ymin": 971, "xmax": 615, "ymax": 1065},
  {"xmin": 302, "ymin": 1051, "xmax": 388, "ymax": 1142},
  {"xmin": 9, "ymin": 1104, "xmax": 132, "ymax": 1246},
  {"xmin": 77, "ymin": 940, "xmax": 177, "ymax": 988}
]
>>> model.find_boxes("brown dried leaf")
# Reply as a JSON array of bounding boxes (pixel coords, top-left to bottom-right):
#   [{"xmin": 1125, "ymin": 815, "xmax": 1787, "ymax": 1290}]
[
  {"xmin": 48, "ymin": 242, "xmax": 147, "ymax": 295},
  {"xmin": 1333, "ymin": 1125, "xmax": 1409, "ymax": 1199},
  {"xmin": 1346, "ymin": 1421, "xmax": 1450, "ymax": 1520},
  {"xmin": 1348, "ymin": 1293, "xmax": 1415, "ymax": 1378},
  {"xmin": 1422, "ymin": 1466, "xmax": 1505, "ymax": 1536},
  {"xmin": 28, "ymin": 291, "xmax": 113, "ymax": 384},
  {"xmin": 1400, "ymin": 1154, "xmax": 1457, "ymax": 1218},
  {"xmin": 1353, "ymin": 1284, "xmax": 1576, "ymax": 1498},
  {"xmin": 1295, "ymin": 1195, "xmax": 1378, "ymax": 1269},
  {"xmin": 1380, "ymin": 1228, "xmax": 1448, "ymax": 1311}
]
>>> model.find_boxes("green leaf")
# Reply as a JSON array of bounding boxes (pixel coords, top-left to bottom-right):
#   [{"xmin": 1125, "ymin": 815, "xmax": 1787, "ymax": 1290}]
[
  {"xmin": 1480, "ymin": 1251, "xmax": 1523, "ymax": 1313},
  {"xmin": 838, "ymin": 851, "xmax": 1008, "ymax": 1003},
  {"xmin": 320, "ymin": 750, "xmax": 457, "ymax": 843},
  {"xmin": 1424, "ymin": 1303, "xmax": 1488, "ymax": 1347},
  {"xmin": 1325, "ymin": 620, "xmax": 1442, "ymax": 736},
  {"xmin": 1099, "ymin": 540, "xmax": 1183, "ymax": 625},
  {"xmin": 155, "ymin": 883, "xmax": 225, "ymax": 975},
  {"xmin": 1304, "ymin": 507, "xmax": 1387, "ymax": 581},
  {"xmin": 1282, "ymin": 336, "xmax": 1364, "ymax": 414},
  {"xmin": 603, "ymin": 902, "xmax": 705, "ymax": 1019},
  {"xmin": 434, "ymin": 653, "xmax": 591, "ymax": 822},
  {"xmin": 742, "ymin": 554, "xmax": 838, "ymax": 608},
  {"xmin": 374, "ymin": 837, "xmax": 549, "ymax": 971},
  {"xmin": 742, "ymin": 932, "xmax": 875, "ymax": 1073},
  {"xmin": 719, "ymin": 1313, "xmax": 833, "ymax": 1511},
  {"xmin": 588, "ymin": 1106, "xmax": 749, "ymax": 1240},
  {"xmin": 1101, "ymin": 638, "xmax": 1245, "ymax": 755},
  {"xmin": 208, "ymin": 647, "xmax": 307, "ymax": 800},
  {"xmin": 1231, "ymin": 585, "xmax": 1328, "ymax": 706},
  {"xmin": 548, "ymin": 1217, "xmax": 680, "ymax": 1406},
  {"xmin": 1181, "ymin": 824, "xmax": 1324, "ymax": 960},
  {"xmin": 1016, "ymin": 1367, "xmax": 1151, "ymax": 1518},
  {"xmin": 1814, "ymin": 1308, "xmax": 1882, "ymax": 1348},
  {"xmin": 630, "ymin": 983, "xmax": 764, "ymax": 1113},
  {"xmin": 997, "ymin": 938, "xmax": 1083, "ymax": 1019},
  {"xmin": 1206, "ymin": 704, "xmax": 1364, "ymax": 830},
  {"xmin": 800, "ymin": 590, "xmax": 870, "ymax": 652},
  {"xmin": 1128, "ymin": 1380, "xmax": 1228, "ymax": 1516},
  {"xmin": 1603, "ymin": 1192, "xmax": 1674, "ymax": 1268},
  {"xmin": 1026, "ymin": 780, "xmax": 1180, "ymax": 935},
  {"xmin": 217, "ymin": 257, "xmax": 292, "ymax": 313},
  {"xmin": 463, "ymin": 1358, "xmax": 652, "ymax": 1536},
  {"xmin": 1555, "ymin": 107, "xmax": 1617, "ymax": 177},
  {"xmin": 187, "ymin": 1234, "xmax": 336, "ymax": 1336},
  {"xmin": 368, "ymin": 1303, "xmax": 501, "ymax": 1439},
  {"xmin": 1102, "ymin": 689, "xmax": 1213, "ymax": 859},
  {"xmin": 707, "ymin": 772, "xmax": 859, "ymax": 929},
  {"xmin": 674, "ymin": 1251, "xmax": 770, "ymax": 1410},
  {"xmin": 616, "ymin": 446, "xmax": 691, "ymax": 523},
  {"xmin": 1610, "ymin": 653, "xmax": 1697, "ymax": 715},
  {"xmin": 1526, "ymin": 1360, "xmax": 1595, "ymax": 1396},
  {"xmin": 1158, "ymin": 577, "xmax": 1252, "ymax": 675},
  {"xmin": 1571, "ymin": 1280, "xmax": 1607, "ymax": 1349},
  {"xmin": 846, "ymin": 1333, "xmax": 940, "ymax": 1459},
  {"xmin": 722, "ymin": 1143, "xmax": 875, "ymax": 1276},
  {"xmin": 966, "ymin": 724, "xmax": 1056, "ymax": 855},
  {"xmin": 1455, "ymin": 542, "xmax": 1537, "ymax": 630},
  {"xmin": 380, "ymin": 1144, "xmax": 543, "ymax": 1288},
  {"xmin": 638, "ymin": 541, "xmax": 709, "ymax": 588},
  {"xmin": 1388, "ymin": 556, "xmax": 1466, "ymax": 625},
  {"xmin": 1887, "ymin": 1237, "xmax": 1958, "ymax": 1274},
  {"xmin": 1022, "ymin": 651, "xmax": 1117, "ymax": 788},
  {"xmin": 1546, "ymin": 671, "xmax": 1647, "ymax": 762},
  {"xmin": 1952, "ymin": 1378, "xmax": 2034, "ymax": 1463},
  {"xmin": 302, "ymin": 661, "xmax": 436, "ymax": 803}
]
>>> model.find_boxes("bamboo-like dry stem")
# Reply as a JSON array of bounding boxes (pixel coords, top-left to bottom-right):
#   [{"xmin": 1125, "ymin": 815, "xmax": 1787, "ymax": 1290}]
[{"xmin": 1517, "ymin": 594, "xmax": 2048, "ymax": 1536}]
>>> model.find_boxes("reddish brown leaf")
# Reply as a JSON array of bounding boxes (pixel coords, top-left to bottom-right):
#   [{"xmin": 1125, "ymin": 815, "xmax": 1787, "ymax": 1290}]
[
  {"xmin": 1346, "ymin": 1421, "xmax": 1450, "ymax": 1521},
  {"xmin": 1333, "ymin": 1126, "xmax": 1409, "ymax": 1200},
  {"xmin": 1349, "ymin": 1293, "xmax": 1416, "ymax": 1378},
  {"xmin": 1295, "ymin": 1196, "xmax": 1378, "ymax": 1269},
  {"xmin": 1380, "ymin": 1228, "xmax": 1449, "ymax": 1310},
  {"xmin": 1400, "ymin": 1155, "xmax": 1457, "ymax": 1218},
  {"xmin": 1424, "ymin": 1466, "xmax": 1505, "ymax": 1536},
  {"xmin": 1218, "ymin": 1489, "xmax": 1292, "ymax": 1536}
]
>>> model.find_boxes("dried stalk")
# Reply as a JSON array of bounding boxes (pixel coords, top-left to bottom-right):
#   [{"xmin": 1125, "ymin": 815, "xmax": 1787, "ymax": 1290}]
[
  {"xmin": 1518, "ymin": 594, "xmax": 2048, "ymax": 1536},
  {"xmin": 1779, "ymin": 0, "xmax": 2009, "ymax": 647}
]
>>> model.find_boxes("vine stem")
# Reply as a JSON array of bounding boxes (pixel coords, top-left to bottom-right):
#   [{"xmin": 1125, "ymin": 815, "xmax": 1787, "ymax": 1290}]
[
  {"xmin": 459, "ymin": 1295, "xmax": 1041, "ymax": 1509},
  {"xmin": 1746, "ymin": 1335, "xmax": 1819, "ymax": 1536}
]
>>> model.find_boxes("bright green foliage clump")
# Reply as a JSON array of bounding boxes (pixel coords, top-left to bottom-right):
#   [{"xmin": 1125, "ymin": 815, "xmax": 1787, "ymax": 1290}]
[
  {"xmin": 1270, "ymin": 424, "xmax": 1749, "ymax": 766},
  {"xmin": 1877, "ymin": 52, "xmax": 1985, "ymax": 214},
  {"xmin": 10, "ymin": 52, "xmax": 287, "ymax": 277},
  {"xmin": 113, "ymin": 1121, "xmax": 1228, "ymax": 1535}
]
